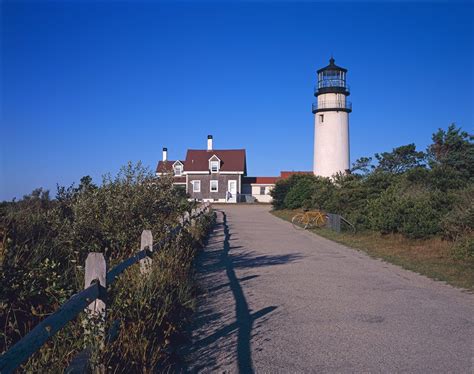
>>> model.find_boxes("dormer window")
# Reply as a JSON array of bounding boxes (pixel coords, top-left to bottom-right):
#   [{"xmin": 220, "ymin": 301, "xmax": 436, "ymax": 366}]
[
  {"xmin": 173, "ymin": 161, "xmax": 183, "ymax": 176},
  {"xmin": 174, "ymin": 165, "xmax": 182, "ymax": 176},
  {"xmin": 208, "ymin": 155, "xmax": 221, "ymax": 173},
  {"xmin": 210, "ymin": 160, "xmax": 219, "ymax": 173}
]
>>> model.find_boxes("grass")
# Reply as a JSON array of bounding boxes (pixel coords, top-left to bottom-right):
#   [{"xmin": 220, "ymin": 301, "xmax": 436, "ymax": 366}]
[{"xmin": 272, "ymin": 209, "xmax": 474, "ymax": 291}]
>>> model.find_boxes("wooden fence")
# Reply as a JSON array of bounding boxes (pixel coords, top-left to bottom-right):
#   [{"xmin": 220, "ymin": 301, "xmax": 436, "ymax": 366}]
[
  {"xmin": 326, "ymin": 213, "xmax": 356, "ymax": 233},
  {"xmin": 0, "ymin": 203, "xmax": 212, "ymax": 373}
]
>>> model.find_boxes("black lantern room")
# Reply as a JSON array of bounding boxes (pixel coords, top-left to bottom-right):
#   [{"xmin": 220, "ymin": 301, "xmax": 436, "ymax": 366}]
[{"xmin": 315, "ymin": 57, "xmax": 350, "ymax": 97}]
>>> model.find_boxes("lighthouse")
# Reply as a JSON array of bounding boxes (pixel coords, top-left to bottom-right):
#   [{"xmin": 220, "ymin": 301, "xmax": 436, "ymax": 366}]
[{"xmin": 312, "ymin": 58, "xmax": 352, "ymax": 177}]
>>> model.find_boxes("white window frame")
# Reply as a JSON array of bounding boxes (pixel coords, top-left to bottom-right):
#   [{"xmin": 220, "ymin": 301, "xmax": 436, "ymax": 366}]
[
  {"xmin": 210, "ymin": 180, "xmax": 218, "ymax": 192},
  {"xmin": 210, "ymin": 160, "xmax": 219, "ymax": 173},
  {"xmin": 174, "ymin": 164, "xmax": 183, "ymax": 176},
  {"xmin": 192, "ymin": 180, "xmax": 201, "ymax": 193}
]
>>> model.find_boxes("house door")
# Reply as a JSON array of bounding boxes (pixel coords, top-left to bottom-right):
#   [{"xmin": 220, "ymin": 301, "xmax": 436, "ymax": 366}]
[{"xmin": 227, "ymin": 180, "xmax": 237, "ymax": 203}]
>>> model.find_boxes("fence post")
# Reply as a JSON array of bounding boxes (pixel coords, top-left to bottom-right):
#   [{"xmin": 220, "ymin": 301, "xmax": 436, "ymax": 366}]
[
  {"xmin": 84, "ymin": 253, "xmax": 107, "ymax": 372},
  {"xmin": 85, "ymin": 253, "xmax": 107, "ymax": 317},
  {"xmin": 334, "ymin": 214, "xmax": 341, "ymax": 233},
  {"xmin": 326, "ymin": 213, "xmax": 341, "ymax": 233},
  {"xmin": 140, "ymin": 230, "xmax": 153, "ymax": 274}
]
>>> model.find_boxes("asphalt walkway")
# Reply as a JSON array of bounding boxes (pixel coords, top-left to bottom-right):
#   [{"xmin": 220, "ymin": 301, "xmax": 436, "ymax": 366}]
[{"xmin": 185, "ymin": 205, "xmax": 474, "ymax": 373}]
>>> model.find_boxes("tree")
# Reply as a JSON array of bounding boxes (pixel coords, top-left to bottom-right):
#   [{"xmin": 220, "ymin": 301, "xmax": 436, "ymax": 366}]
[
  {"xmin": 374, "ymin": 143, "xmax": 425, "ymax": 174},
  {"xmin": 428, "ymin": 123, "xmax": 474, "ymax": 180},
  {"xmin": 78, "ymin": 175, "xmax": 97, "ymax": 193},
  {"xmin": 350, "ymin": 157, "xmax": 373, "ymax": 175}
]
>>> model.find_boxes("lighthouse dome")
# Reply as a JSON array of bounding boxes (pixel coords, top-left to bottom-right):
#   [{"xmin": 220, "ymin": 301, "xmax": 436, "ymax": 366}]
[{"xmin": 315, "ymin": 57, "xmax": 350, "ymax": 96}]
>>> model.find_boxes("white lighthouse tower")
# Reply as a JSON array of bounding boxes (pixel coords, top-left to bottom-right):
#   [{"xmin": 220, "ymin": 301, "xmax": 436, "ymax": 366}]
[{"xmin": 313, "ymin": 58, "xmax": 352, "ymax": 177}]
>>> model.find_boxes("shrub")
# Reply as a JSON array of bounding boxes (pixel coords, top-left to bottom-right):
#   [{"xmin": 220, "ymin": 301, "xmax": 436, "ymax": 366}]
[
  {"xmin": 271, "ymin": 123, "xmax": 473, "ymax": 243},
  {"xmin": 440, "ymin": 186, "xmax": 474, "ymax": 241},
  {"xmin": 362, "ymin": 171, "xmax": 397, "ymax": 199},
  {"xmin": 270, "ymin": 179, "xmax": 291, "ymax": 210},
  {"xmin": 284, "ymin": 175, "xmax": 318, "ymax": 209},
  {"xmin": 428, "ymin": 165, "xmax": 469, "ymax": 191},
  {"xmin": 331, "ymin": 174, "xmax": 369, "ymax": 226},
  {"xmin": 398, "ymin": 194, "xmax": 442, "ymax": 238},
  {"xmin": 310, "ymin": 176, "xmax": 337, "ymax": 211},
  {"xmin": 368, "ymin": 186, "xmax": 443, "ymax": 239},
  {"xmin": 367, "ymin": 187, "xmax": 402, "ymax": 235},
  {"xmin": 0, "ymin": 162, "xmax": 210, "ymax": 371},
  {"xmin": 451, "ymin": 237, "xmax": 474, "ymax": 260},
  {"xmin": 271, "ymin": 175, "xmax": 308, "ymax": 210}
]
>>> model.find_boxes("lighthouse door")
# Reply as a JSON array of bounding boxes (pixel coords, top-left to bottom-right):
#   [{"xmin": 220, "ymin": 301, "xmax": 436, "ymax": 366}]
[{"xmin": 227, "ymin": 180, "xmax": 237, "ymax": 203}]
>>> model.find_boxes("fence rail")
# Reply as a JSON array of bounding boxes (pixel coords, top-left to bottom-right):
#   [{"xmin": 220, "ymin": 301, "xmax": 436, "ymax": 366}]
[
  {"xmin": 325, "ymin": 213, "xmax": 356, "ymax": 233},
  {"xmin": 0, "ymin": 203, "xmax": 212, "ymax": 373}
]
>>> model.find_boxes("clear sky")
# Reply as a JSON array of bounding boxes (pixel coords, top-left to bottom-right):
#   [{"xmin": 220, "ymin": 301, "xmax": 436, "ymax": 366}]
[{"xmin": 1, "ymin": 1, "xmax": 473, "ymax": 200}]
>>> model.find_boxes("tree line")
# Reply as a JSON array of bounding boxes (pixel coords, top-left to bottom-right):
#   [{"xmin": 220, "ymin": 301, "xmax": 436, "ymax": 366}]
[{"xmin": 271, "ymin": 124, "xmax": 473, "ymax": 259}]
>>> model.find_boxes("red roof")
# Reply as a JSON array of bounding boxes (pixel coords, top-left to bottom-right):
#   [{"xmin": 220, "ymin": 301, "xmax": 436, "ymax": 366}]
[
  {"xmin": 156, "ymin": 160, "xmax": 183, "ymax": 173},
  {"xmin": 184, "ymin": 149, "xmax": 246, "ymax": 173},
  {"xmin": 242, "ymin": 176, "xmax": 280, "ymax": 184},
  {"xmin": 280, "ymin": 171, "xmax": 313, "ymax": 179}
]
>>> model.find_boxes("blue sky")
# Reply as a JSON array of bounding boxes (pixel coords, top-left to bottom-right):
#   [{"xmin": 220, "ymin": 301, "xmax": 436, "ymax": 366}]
[{"xmin": 1, "ymin": 1, "xmax": 473, "ymax": 200}]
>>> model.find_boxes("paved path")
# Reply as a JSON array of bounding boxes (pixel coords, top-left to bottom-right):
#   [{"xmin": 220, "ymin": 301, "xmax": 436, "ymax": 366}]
[{"xmin": 185, "ymin": 205, "xmax": 474, "ymax": 373}]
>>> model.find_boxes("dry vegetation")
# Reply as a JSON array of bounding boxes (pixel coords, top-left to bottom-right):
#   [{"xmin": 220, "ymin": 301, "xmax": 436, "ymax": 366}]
[
  {"xmin": 272, "ymin": 209, "xmax": 474, "ymax": 290},
  {"xmin": 0, "ymin": 162, "xmax": 215, "ymax": 372}
]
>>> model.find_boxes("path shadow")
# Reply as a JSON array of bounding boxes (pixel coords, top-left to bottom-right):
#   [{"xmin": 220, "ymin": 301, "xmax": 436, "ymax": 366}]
[
  {"xmin": 200, "ymin": 221, "xmax": 303, "ymax": 276},
  {"xmin": 186, "ymin": 210, "xmax": 301, "ymax": 372},
  {"xmin": 222, "ymin": 211, "xmax": 264, "ymax": 373},
  {"xmin": 208, "ymin": 275, "xmax": 260, "ymax": 293}
]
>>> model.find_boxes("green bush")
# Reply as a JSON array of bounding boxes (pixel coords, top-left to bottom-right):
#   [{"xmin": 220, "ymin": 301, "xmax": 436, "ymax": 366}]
[
  {"xmin": 103, "ymin": 214, "xmax": 214, "ymax": 371},
  {"xmin": 0, "ymin": 162, "xmax": 211, "ymax": 371},
  {"xmin": 398, "ymin": 194, "xmax": 442, "ymax": 238},
  {"xmin": 367, "ymin": 187, "xmax": 402, "ymax": 235},
  {"xmin": 270, "ymin": 179, "xmax": 291, "ymax": 210},
  {"xmin": 331, "ymin": 174, "xmax": 369, "ymax": 227},
  {"xmin": 271, "ymin": 174, "xmax": 307, "ymax": 209},
  {"xmin": 283, "ymin": 175, "xmax": 317, "ymax": 209},
  {"xmin": 274, "ymin": 124, "xmax": 473, "ymax": 240},
  {"xmin": 440, "ymin": 186, "xmax": 474, "ymax": 241},
  {"xmin": 451, "ymin": 237, "xmax": 474, "ymax": 260},
  {"xmin": 310, "ymin": 176, "xmax": 337, "ymax": 211},
  {"xmin": 368, "ymin": 186, "xmax": 443, "ymax": 239}
]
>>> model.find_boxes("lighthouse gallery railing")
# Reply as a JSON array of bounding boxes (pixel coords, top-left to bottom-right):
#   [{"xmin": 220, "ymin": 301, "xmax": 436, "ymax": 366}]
[{"xmin": 312, "ymin": 100, "xmax": 352, "ymax": 112}]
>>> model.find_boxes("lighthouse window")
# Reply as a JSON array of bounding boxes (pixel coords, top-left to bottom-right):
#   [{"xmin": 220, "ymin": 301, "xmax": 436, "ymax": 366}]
[{"xmin": 319, "ymin": 114, "xmax": 324, "ymax": 123}]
